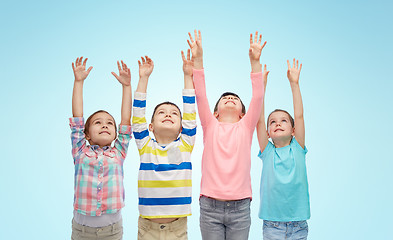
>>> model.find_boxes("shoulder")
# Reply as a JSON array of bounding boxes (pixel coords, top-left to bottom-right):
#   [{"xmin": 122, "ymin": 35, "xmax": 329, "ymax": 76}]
[{"xmin": 291, "ymin": 137, "xmax": 308, "ymax": 154}]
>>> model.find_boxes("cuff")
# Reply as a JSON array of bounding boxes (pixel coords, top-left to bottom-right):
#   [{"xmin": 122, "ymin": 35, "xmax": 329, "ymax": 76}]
[{"xmin": 69, "ymin": 117, "xmax": 85, "ymax": 127}]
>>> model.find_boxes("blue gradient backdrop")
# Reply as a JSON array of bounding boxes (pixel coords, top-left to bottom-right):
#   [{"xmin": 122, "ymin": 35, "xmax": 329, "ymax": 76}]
[{"xmin": 1, "ymin": 0, "xmax": 392, "ymax": 239}]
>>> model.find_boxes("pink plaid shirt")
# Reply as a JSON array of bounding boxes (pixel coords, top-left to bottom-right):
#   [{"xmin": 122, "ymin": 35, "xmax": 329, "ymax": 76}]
[{"xmin": 69, "ymin": 117, "xmax": 132, "ymax": 216}]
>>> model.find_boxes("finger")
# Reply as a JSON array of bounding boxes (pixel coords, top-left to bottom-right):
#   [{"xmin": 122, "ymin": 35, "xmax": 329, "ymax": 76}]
[
  {"xmin": 293, "ymin": 58, "xmax": 296, "ymax": 68},
  {"xmin": 141, "ymin": 56, "xmax": 145, "ymax": 63},
  {"xmin": 181, "ymin": 50, "xmax": 186, "ymax": 61},
  {"xmin": 83, "ymin": 58, "xmax": 88, "ymax": 66},
  {"xmin": 72, "ymin": 62, "xmax": 75, "ymax": 71},
  {"xmin": 121, "ymin": 60, "xmax": 126, "ymax": 70},
  {"xmin": 117, "ymin": 61, "xmax": 121, "ymax": 72},
  {"xmin": 264, "ymin": 64, "xmax": 267, "ymax": 71},
  {"xmin": 258, "ymin": 34, "xmax": 262, "ymax": 44},
  {"xmin": 194, "ymin": 29, "xmax": 198, "ymax": 42},
  {"xmin": 254, "ymin": 31, "xmax": 258, "ymax": 43},
  {"xmin": 187, "ymin": 49, "xmax": 190, "ymax": 60},
  {"xmin": 299, "ymin": 63, "xmax": 302, "ymax": 72},
  {"xmin": 188, "ymin": 32, "xmax": 194, "ymax": 43},
  {"xmin": 87, "ymin": 66, "xmax": 93, "ymax": 75},
  {"xmin": 111, "ymin": 72, "xmax": 119, "ymax": 80},
  {"xmin": 145, "ymin": 56, "xmax": 149, "ymax": 64},
  {"xmin": 75, "ymin": 57, "xmax": 79, "ymax": 66},
  {"xmin": 138, "ymin": 60, "xmax": 141, "ymax": 67},
  {"xmin": 250, "ymin": 33, "xmax": 253, "ymax": 45},
  {"xmin": 296, "ymin": 60, "xmax": 299, "ymax": 69},
  {"xmin": 287, "ymin": 60, "xmax": 291, "ymax": 69},
  {"xmin": 261, "ymin": 41, "xmax": 267, "ymax": 49},
  {"xmin": 198, "ymin": 30, "xmax": 202, "ymax": 43},
  {"xmin": 79, "ymin": 57, "xmax": 83, "ymax": 65},
  {"xmin": 187, "ymin": 39, "xmax": 192, "ymax": 49}
]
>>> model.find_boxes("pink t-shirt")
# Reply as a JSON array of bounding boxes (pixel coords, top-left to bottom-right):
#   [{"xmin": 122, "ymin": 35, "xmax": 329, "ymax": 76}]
[{"xmin": 193, "ymin": 69, "xmax": 264, "ymax": 200}]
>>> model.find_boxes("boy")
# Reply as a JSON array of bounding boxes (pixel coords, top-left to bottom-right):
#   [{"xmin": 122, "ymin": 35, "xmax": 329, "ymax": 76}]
[{"xmin": 132, "ymin": 53, "xmax": 196, "ymax": 240}]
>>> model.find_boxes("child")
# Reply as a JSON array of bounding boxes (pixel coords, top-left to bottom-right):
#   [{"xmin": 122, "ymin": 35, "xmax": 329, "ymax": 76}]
[
  {"xmin": 256, "ymin": 59, "xmax": 310, "ymax": 239},
  {"xmin": 132, "ymin": 54, "xmax": 196, "ymax": 240},
  {"xmin": 69, "ymin": 57, "xmax": 132, "ymax": 240},
  {"xmin": 188, "ymin": 30, "xmax": 265, "ymax": 240}
]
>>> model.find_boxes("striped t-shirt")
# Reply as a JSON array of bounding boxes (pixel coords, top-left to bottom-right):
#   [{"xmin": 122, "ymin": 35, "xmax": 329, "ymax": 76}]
[{"xmin": 132, "ymin": 89, "xmax": 196, "ymax": 218}]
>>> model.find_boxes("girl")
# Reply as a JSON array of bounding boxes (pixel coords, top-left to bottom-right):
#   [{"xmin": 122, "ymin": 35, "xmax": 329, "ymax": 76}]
[
  {"xmin": 69, "ymin": 57, "xmax": 132, "ymax": 240},
  {"xmin": 256, "ymin": 59, "xmax": 310, "ymax": 240},
  {"xmin": 188, "ymin": 30, "xmax": 266, "ymax": 240}
]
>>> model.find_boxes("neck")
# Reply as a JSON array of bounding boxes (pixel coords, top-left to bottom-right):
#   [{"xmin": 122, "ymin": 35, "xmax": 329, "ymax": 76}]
[
  {"xmin": 272, "ymin": 137, "xmax": 292, "ymax": 148},
  {"xmin": 217, "ymin": 112, "xmax": 241, "ymax": 123},
  {"xmin": 154, "ymin": 131, "xmax": 178, "ymax": 145}
]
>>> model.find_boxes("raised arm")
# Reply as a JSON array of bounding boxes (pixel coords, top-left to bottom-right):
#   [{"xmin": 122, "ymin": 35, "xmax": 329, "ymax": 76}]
[
  {"xmin": 182, "ymin": 49, "xmax": 194, "ymax": 89},
  {"xmin": 136, "ymin": 56, "xmax": 154, "ymax": 93},
  {"xmin": 71, "ymin": 57, "xmax": 93, "ymax": 117},
  {"xmin": 111, "ymin": 60, "xmax": 132, "ymax": 126},
  {"xmin": 188, "ymin": 30, "xmax": 215, "ymax": 127},
  {"xmin": 287, "ymin": 58, "xmax": 305, "ymax": 149},
  {"xmin": 256, "ymin": 64, "xmax": 270, "ymax": 152},
  {"xmin": 242, "ymin": 32, "xmax": 266, "ymax": 128}
]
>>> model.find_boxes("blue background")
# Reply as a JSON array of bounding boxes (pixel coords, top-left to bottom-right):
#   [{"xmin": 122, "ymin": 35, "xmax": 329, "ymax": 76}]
[{"xmin": 1, "ymin": 0, "xmax": 392, "ymax": 239}]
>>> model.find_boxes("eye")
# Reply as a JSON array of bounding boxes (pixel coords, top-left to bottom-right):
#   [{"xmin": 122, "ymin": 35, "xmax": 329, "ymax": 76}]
[
  {"xmin": 94, "ymin": 121, "xmax": 101, "ymax": 125},
  {"xmin": 282, "ymin": 119, "xmax": 287, "ymax": 122},
  {"xmin": 158, "ymin": 110, "xmax": 165, "ymax": 114},
  {"xmin": 270, "ymin": 120, "xmax": 275, "ymax": 125},
  {"xmin": 108, "ymin": 121, "xmax": 114, "ymax": 125},
  {"xmin": 172, "ymin": 111, "xmax": 179, "ymax": 115}
]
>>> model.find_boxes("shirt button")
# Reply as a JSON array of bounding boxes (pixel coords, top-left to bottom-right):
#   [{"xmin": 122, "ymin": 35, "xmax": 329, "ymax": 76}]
[{"xmin": 160, "ymin": 225, "xmax": 165, "ymax": 229}]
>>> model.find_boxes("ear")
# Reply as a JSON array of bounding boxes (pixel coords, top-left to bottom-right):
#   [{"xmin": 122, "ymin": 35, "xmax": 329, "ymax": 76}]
[
  {"xmin": 239, "ymin": 113, "xmax": 245, "ymax": 119},
  {"xmin": 214, "ymin": 112, "xmax": 219, "ymax": 119},
  {"xmin": 266, "ymin": 130, "xmax": 270, "ymax": 139},
  {"xmin": 291, "ymin": 127, "xmax": 295, "ymax": 136},
  {"xmin": 149, "ymin": 123, "xmax": 154, "ymax": 132},
  {"xmin": 85, "ymin": 133, "xmax": 91, "ymax": 141}
]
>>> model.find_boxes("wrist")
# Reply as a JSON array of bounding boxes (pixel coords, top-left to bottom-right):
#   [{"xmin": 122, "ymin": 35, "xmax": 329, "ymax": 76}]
[{"xmin": 251, "ymin": 62, "xmax": 262, "ymax": 73}]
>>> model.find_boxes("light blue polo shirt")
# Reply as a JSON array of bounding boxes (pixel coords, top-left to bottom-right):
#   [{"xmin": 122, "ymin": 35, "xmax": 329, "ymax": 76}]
[{"xmin": 258, "ymin": 138, "xmax": 310, "ymax": 221}]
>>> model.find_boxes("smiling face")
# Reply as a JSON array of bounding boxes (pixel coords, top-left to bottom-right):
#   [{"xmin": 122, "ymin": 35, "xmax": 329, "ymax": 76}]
[
  {"xmin": 85, "ymin": 111, "xmax": 117, "ymax": 148},
  {"xmin": 213, "ymin": 93, "xmax": 245, "ymax": 120},
  {"xmin": 267, "ymin": 110, "xmax": 294, "ymax": 143},
  {"xmin": 149, "ymin": 103, "xmax": 182, "ymax": 138}
]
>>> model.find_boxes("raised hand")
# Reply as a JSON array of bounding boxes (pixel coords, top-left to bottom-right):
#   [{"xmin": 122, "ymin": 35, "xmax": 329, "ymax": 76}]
[
  {"xmin": 249, "ymin": 31, "xmax": 266, "ymax": 63},
  {"xmin": 72, "ymin": 56, "xmax": 93, "ymax": 82},
  {"xmin": 181, "ymin": 49, "xmax": 194, "ymax": 76},
  {"xmin": 287, "ymin": 58, "xmax": 302, "ymax": 84},
  {"xmin": 187, "ymin": 30, "xmax": 203, "ymax": 60},
  {"xmin": 112, "ymin": 60, "xmax": 131, "ymax": 86},
  {"xmin": 138, "ymin": 56, "xmax": 154, "ymax": 78}
]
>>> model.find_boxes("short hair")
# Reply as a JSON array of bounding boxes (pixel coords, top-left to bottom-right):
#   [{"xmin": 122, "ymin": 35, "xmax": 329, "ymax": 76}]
[
  {"xmin": 267, "ymin": 109, "xmax": 294, "ymax": 128},
  {"xmin": 84, "ymin": 110, "xmax": 117, "ymax": 136},
  {"xmin": 213, "ymin": 92, "xmax": 246, "ymax": 114},
  {"xmin": 151, "ymin": 101, "xmax": 182, "ymax": 122}
]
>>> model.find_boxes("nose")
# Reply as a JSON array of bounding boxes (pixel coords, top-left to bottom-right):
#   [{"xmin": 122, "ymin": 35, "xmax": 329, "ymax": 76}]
[{"xmin": 102, "ymin": 124, "xmax": 108, "ymax": 129}]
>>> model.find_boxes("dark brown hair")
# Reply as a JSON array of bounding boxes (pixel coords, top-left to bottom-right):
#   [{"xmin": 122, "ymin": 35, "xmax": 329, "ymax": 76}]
[
  {"xmin": 151, "ymin": 102, "xmax": 182, "ymax": 122},
  {"xmin": 213, "ymin": 92, "xmax": 246, "ymax": 114},
  {"xmin": 84, "ymin": 110, "xmax": 117, "ymax": 136},
  {"xmin": 267, "ymin": 109, "xmax": 294, "ymax": 128}
]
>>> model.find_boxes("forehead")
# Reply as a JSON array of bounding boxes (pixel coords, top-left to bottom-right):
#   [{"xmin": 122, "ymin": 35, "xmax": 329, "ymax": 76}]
[
  {"xmin": 91, "ymin": 112, "xmax": 115, "ymax": 122},
  {"xmin": 269, "ymin": 111, "xmax": 290, "ymax": 120},
  {"xmin": 155, "ymin": 104, "xmax": 180, "ymax": 113}
]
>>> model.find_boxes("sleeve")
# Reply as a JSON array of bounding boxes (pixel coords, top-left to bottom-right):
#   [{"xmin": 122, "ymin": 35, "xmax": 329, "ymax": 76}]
[
  {"xmin": 192, "ymin": 69, "xmax": 215, "ymax": 129},
  {"xmin": 241, "ymin": 72, "xmax": 264, "ymax": 131},
  {"xmin": 180, "ymin": 89, "xmax": 197, "ymax": 151},
  {"xmin": 69, "ymin": 117, "xmax": 87, "ymax": 163},
  {"xmin": 132, "ymin": 92, "xmax": 151, "ymax": 151},
  {"xmin": 258, "ymin": 141, "xmax": 274, "ymax": 161},
  {"xmin": 113, "ymin": 125, "xmax": 132, "ymax": 160},
  {"xmin": 292, "ymin": 137, "xmax": 308, "ymax": 154}
]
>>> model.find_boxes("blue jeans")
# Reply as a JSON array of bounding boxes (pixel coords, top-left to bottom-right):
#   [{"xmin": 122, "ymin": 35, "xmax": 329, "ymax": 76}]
[
  {"xmin": 199, "ymin": 196, "xmax": 251, "ymax": 240},
  {"xmin": 263, "ymin": 220, "xmax": 308, "ymax": 240}
]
